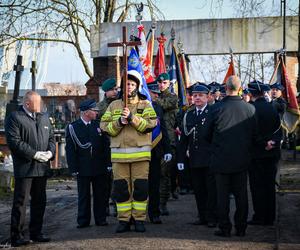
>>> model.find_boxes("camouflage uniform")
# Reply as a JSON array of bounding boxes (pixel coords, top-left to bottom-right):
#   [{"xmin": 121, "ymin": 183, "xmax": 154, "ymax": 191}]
[
  {"xmin": 97, "ymin": 97, "xmax": 116, "ymax": 121},
  {"xmin": 156, "ymin": 89, "xmax": 178, "ymax": 206}
]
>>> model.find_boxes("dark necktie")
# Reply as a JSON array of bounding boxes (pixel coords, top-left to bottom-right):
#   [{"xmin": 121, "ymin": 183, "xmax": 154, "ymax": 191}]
[{"xmin": 197, "ymin": 110, "xmax": 202, "ymax": 116}]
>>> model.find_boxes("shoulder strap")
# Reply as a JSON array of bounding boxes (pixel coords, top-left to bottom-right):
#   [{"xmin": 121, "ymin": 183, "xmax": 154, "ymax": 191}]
[{"xmin": 68, "ymin": 124, "xmax": 92, "ymax": 149}]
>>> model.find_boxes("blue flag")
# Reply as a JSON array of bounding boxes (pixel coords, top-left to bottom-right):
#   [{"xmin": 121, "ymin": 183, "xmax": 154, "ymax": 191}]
[{"xmin": 127, "ymin": 48, "xmax": 161, "ymax": 147}]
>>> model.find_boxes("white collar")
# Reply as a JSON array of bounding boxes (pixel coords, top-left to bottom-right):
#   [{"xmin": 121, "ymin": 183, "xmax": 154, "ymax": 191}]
[
  {"xmin": 23, "ymin": 106, "xmax": 34, "ymax": 118},
  {"xmin": 80, "ymin": 117, "xmax": 91, "ymax": 125},
  {"xmin": 196, "ymin": 104, "xmax": 207, "ymax": 113}
]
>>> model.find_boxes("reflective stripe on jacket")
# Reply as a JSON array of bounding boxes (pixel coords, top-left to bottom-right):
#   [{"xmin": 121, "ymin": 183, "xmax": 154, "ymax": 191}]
[{"xmin": 100, "ymin": 97, "xmax": 157, "ymax": 162}]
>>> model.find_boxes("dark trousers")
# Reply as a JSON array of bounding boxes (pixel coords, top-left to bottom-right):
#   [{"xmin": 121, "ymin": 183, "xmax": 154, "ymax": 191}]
[
  {"xmin": 77, "ymin": 174, "xmax": 109, "ymax": 226},
  {"xmin": 11, "ymin": 177, "xmax": 47, "ymax": 240},
  {"xmin": 178, "ymin": 158, "xmax": 192, "ymax": 190},
  {"xmin": 190, "ymin": 167, "xmax": 217, "ymax": 222},
  {"xmin": 249, "ymin": 157, "xmax": 278, "ymax": 224},
  {"xmin": 170, "ymin": 150, "xmax": 178, "ymax": 194},
  {"xmin": 148, "ymin": 150, "xmax": 162, "ymax": 218},
  {"xmin": 215, "ymin": 171, "xmax": 248, "ymax": 232}
]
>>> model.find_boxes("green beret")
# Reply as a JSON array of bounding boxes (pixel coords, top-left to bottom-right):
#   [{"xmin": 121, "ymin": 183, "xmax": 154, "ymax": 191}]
[
  {"xmin": 156, "ymin": 73, "xmax": 170, "ymax": 81},
  {"xmin": 101, "ymin": 78, "xmax": 116, "ymax": 92}
]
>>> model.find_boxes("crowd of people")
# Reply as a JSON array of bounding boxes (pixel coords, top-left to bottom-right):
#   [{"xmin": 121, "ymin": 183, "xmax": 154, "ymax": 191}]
[{"xmin": 4, "ymin": 69, "xmax": 286, "ymax": 247}]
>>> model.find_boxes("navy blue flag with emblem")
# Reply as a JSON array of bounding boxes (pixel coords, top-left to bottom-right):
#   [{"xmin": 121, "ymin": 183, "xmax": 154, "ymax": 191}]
[
  {"xmin": 128, "ymin": 48, "xmax": 162, "ymax": 147},
  {"xmin": 168, "ymin": 45, "xmax": 188, "ymax": 108}
]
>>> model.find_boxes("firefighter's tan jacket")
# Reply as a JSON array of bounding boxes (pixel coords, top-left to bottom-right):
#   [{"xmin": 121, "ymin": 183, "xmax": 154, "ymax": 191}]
[{"xmin": 100, "ymin": 96, "xmax": 157, "ymax": 163}]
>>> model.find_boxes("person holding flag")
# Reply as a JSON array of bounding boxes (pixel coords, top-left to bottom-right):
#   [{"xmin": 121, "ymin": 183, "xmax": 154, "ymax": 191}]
[{"xmin": 100, "ymin": 70, "xmax": 157, "ymax": 233}]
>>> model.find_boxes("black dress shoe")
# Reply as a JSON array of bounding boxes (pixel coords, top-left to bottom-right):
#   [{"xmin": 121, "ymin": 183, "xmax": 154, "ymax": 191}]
[
  {"xmin": 30, "ymin": 235, "xmax": 51, "ymax": 243},
  {"xmin": 77, "ymin": 224, "xmax": 90, "ymax": 229},
  {"xmin": 11, "ymin": 238, "xmax": 30, "ymax": 247},
  {"xmin": 247, "ymin": 219, "xmax": 264, "ymax": 225},
  {"xmin": 214, "ymin": 229, "xmax": 231, "ymax": 237},
  {"xmin": 160, "ymin": 204, "xmax": 169, "ymax": 216},
  {"xmin": 96, "ymin": 221, "xmax": 108, "ymax": 226},
  {"xmin": 115, "ymin": 221, "xmax": 131, "ymax": 233},
  {"xmin": 179, "ymin": 188, "xmax": 188, "ymax": 195},
  {"xmin": 150, "ymin": 216, "xmax": 162, "ymax": 224},
  {"xmin": 192, "ymin": 219, "xmax": 207, "ymax": 225},
  {"xmin": 235, "ymin": 230, "xmax": 246, "ymax": 237},
  {"xmin": 171, "ymin": 192, "xmax": 179, "ymax": 200},
  {"xmin": 207, "ymin": 222, "xmax": 217, "ymax": 228},
  {"xmin": 134, "ymin": 221, "xmax": 146, "ymax": 233}
]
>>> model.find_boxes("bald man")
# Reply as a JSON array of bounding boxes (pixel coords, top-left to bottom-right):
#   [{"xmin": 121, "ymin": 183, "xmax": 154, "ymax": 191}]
[
  {"xmin": 209, "ymin": 76, "xmax": 257, "ymax": 237},
  {"xmin": 5, "ymin": 91, "xmax": 55, "ymax": 247}
]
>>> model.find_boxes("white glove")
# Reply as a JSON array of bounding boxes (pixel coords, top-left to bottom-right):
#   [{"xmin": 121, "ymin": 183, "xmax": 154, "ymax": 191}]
[
  {"xmin": 107, "ymin": 166, "xmax": 112, "ymax": 172},
  {"xmin": 33, "ymin": 151, "xmax": 48, "ymax": 162},
  {"xmin": 177, "ymin": 163, "xmax": 184, "ymax": 171},
  {"xmin": 44, "ymin": 151, "xmax": 53, "ymax": 160},
  {"xmin": 72, "ymin": 172, "xmax": 79, "ymax": 177},
  {"xmin": 163, "ymin": 153, "xmax": 172, "ymax": 163}
]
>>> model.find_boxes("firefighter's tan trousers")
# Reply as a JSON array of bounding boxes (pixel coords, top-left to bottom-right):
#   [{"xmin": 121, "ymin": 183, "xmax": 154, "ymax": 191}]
[{"xmin": 112, "ymin": 161, "xmax": 149, "ymax": 222}]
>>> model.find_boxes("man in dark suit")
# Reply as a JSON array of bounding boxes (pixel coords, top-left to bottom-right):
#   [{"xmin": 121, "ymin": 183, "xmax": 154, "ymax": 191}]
[
  {"xmin": 177, "ymin": 83, "xmax": 217, "ymax": 227},
  {"xmin": 209, "ymin": 76, "xmax": 257, "ymax": 237},
  {"xmin": 147, "ymin": 82, "xmax": 172, "ymax": 224},
  {"xmin": 248, "ymin": 81, "xmax": 282, "ymax": 226},
  {"xmin": 5, "ymin": 91, "xmax": 56, "ymax": 247},
  {"xmin": 65, "ymin": 99, "xmax": 111, "ymax": 228}
]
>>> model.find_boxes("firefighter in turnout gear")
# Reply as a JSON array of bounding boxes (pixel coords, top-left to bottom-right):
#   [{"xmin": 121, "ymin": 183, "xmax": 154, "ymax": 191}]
[{"xmin": 100, "ymin": 70, "xmax": 157, "ymax": 233}]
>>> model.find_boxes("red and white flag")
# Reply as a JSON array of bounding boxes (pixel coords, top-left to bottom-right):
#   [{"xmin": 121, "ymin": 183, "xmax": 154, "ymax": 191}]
[{"xmin": 137, "ymin": 25, "xmax": 154, "ymax": 83}]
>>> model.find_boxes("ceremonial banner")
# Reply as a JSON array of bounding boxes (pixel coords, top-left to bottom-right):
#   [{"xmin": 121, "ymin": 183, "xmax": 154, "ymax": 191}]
[
  {"xmin": 168, "ymin": 45, "xmax": 188, "ymax": 108},
  {"xmin": 270, "ymin": 55, "xmax": 300, "ymax": 133},
  {"xmin": 223, "ymin": 56, "xmax": 236, "ymax": 84},
  {"xmin": 137, "ymin": 25, "xmax": 154, "ymax": 83},
  {"xmin": 154, "ymin": 34, "xmax": 167, "ymax": 77},
  {"xmin": 179, "ymin": 53, "xmax": 191, "ymax": 88}
]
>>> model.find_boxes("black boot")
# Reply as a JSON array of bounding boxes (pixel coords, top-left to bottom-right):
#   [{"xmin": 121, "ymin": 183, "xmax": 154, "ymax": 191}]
[
  {"xmin": 150, "ymin": 216, "xmax": 162, "ymax": 224},
  {"xmin": 134, "ymin": 221, "xmax": 146, "ymax": 232},
  {"xmin": 214, "ymin": 229, "xmax": 231, "ymax": 237},
  {"xmin": 115, "ymin": 221, "xmax": 131, "ymax": 233},
  {"xmin": 160, "ymin": 204, "xmax": 169, "ymax": 216}
]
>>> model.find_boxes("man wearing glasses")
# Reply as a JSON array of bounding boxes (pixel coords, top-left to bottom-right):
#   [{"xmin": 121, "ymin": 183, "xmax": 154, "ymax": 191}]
[{"xmin": 66, "ymin": 99, "xmax": 111, "ymax": 228}]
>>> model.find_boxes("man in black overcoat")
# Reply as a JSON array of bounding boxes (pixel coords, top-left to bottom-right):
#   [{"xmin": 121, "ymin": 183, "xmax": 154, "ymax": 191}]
[
  {"xmin": 209, "ymin": 76, "xmax": 257, "ymax": 237},
  {"xmin": 65, "ymin": 99, "xmax": 111, "ymax": 228},
  {"xmin": 5, "ymin": 91, "xmax": 56, "ymax": 247}
]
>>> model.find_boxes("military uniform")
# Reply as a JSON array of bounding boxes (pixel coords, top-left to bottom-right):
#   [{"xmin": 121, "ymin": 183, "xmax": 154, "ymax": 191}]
[
  {"xmin": 98, "ymin": 97, "xmax": 115, "ymax": 120},
  {"xmin": 100, "ymin": 71, "xmax": 157, "ymax": 228},
  {"xmin": 156, "ymin": 88, "xmax": 178, "ymax": 207}
]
